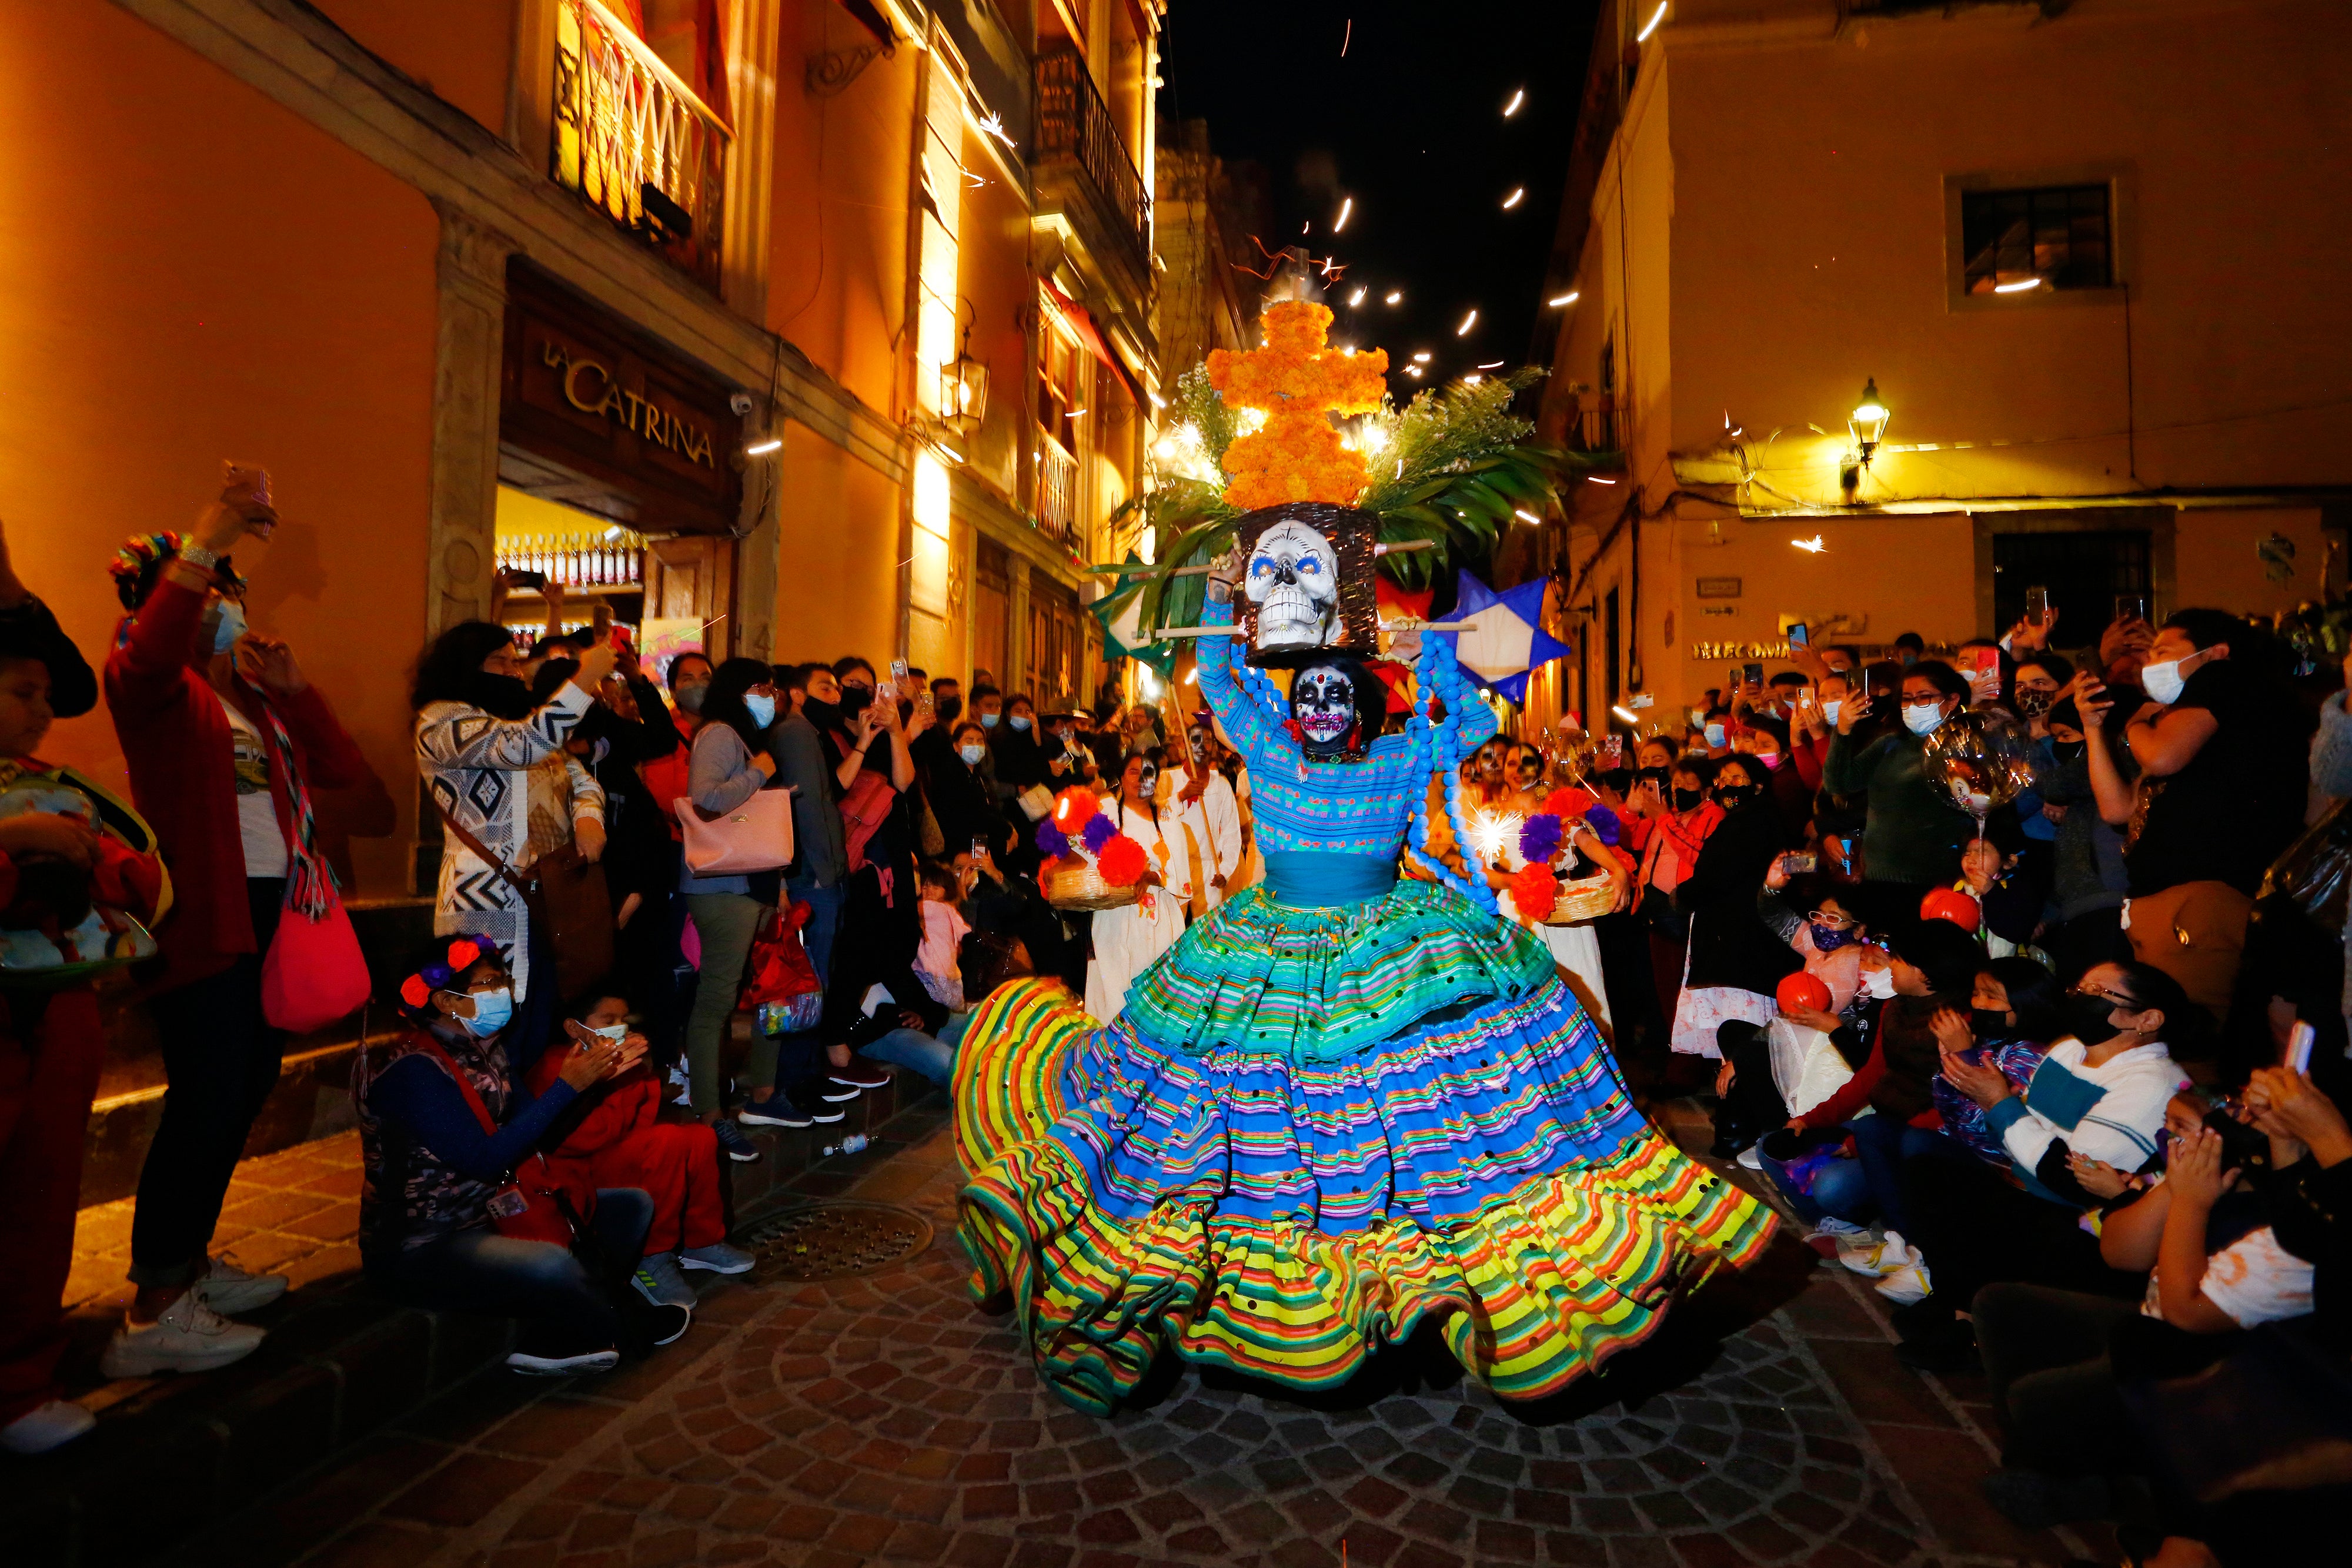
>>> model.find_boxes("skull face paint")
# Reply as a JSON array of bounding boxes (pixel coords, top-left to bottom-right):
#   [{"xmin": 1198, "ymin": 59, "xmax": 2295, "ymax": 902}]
[
  {"xmin": 1291, "ymin": 664, "xmax": 1358, "ymax": 759},
  {"xmin": 1245, "ymin": 519, "xmax": 1341, "ymax": 651}
]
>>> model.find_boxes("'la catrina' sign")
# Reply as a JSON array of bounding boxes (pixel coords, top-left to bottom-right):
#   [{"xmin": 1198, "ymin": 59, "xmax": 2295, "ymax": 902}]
[{"xmin": 1233, "ymin": 502, "xmax": 1379, "ymax": 668}]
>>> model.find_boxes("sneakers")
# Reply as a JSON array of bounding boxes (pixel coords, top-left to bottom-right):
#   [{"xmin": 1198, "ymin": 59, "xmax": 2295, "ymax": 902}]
[
  {"xmin": 738, "ymin": 1095, "xmax": 810, "ymax": 1129},
  {"xmin": 100, "ymin": 1292, "xmax": 267, "ymax": 1378},
  {"xmin": 711, "ymin": 1118, "xmax": 763, "ymax": 1163},
  {"xmin": 1837, "ymin": 1229, "xmax": 1919, "ymax": 1278},
  {"xmin": 190, "ymin": 1253, "xmax": 288, "ymax": 1316},
  {"xmin": 788, "ymin": 1085, "xmax": 847, "ymax": 1124},
  {"xmin": 506, "ymin": 1346, "xmax": 622, "ymax": 1376},
  {"xmin": 1875, "ymin": 1262, "xmax": 1933, "ymax": 1306},
  {"xmin": 1735, "ymin": 1145, "xmax": 1763, "ymax": 1171},
  {"xmin": 681, "ymin": 1241, "xmax": 756, "ymax": 1275},
  {"xmin": 828, "ymin": 1058, "xmax": 893, "ymax": 1091},
  {"xmin": 0, "ymin": 1399, "xmax": 96, "ymax": 1456},
  {"xmin": 631, "ymin": 1253, "xmax": 697, "ymax": 1309},
  {"xmin": 644, "ymin": 1303, "xmax": 693, "ymax": 1347}
]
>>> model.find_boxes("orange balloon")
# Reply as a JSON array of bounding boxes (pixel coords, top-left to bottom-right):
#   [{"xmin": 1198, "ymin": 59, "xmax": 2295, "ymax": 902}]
[
  {"xmin": 1919, "ymin": 887, "xmax": 1983, "ymax": 932},
  {"xmin": 1776, "ymin": 971, "xmax": 1833, "ymax": 1014}
]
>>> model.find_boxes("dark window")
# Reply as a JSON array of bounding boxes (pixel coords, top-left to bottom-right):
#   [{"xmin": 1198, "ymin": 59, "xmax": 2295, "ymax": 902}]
[
  {"xmin": 1962, "ymin": 184, "xmax": 2112, "ymax": 295},
  {"xmin": 1992, "ymin": 529, "xmax": 2150, "ymax": 637}
]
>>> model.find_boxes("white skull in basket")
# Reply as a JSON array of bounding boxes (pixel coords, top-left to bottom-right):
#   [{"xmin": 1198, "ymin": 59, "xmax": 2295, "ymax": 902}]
[{"xmin": 1245, "ymin": 518, "xmax": 1340, "ymax": 651}]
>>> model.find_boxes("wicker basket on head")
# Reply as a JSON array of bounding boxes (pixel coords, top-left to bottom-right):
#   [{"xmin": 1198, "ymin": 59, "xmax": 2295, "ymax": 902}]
[
  {"xmin": 1043, "ymin": 855, "xmax": 1141, "ymax": 912},
  {"xmin": 1539, "ymin": 872, "xmax": 1619, "ymax": 925}
]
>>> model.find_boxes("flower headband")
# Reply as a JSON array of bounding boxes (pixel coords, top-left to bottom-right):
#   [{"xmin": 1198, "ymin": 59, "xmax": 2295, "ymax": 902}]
[
  {"xmin": 399, "ymin": 937, "xmax": 485, "ymax": 1009},
  {"xmin": 109, "ymin": 531, "xmax": 245, "ymax": 611}
]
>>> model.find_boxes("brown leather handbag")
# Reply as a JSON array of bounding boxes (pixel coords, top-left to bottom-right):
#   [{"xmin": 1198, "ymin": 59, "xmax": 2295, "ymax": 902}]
[{"xmin": 439, "ymin": 813, "xmax": 614, "ymax": 1002}]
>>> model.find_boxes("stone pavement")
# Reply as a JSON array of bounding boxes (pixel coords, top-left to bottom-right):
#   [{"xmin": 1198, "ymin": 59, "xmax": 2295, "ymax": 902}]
[{"xmin": 150, "ymin": 1097, "xmax": 2115, "ymax": 1568}]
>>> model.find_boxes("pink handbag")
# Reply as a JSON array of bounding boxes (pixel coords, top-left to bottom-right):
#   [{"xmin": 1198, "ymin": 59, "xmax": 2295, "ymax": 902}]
[
  {"xmin": 260, "ymin": 888, "xmax": 371, "ymax": 1034},
  {"xmin": 674, "ymin": 790, "xmax": 795, "ymax": 876}
]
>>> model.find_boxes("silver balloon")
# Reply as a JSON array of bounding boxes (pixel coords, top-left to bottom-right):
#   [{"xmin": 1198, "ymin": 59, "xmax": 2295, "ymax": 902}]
[{"xmin": 1919, "ymin": 710, "xmax": 2039, "ymax": 835}]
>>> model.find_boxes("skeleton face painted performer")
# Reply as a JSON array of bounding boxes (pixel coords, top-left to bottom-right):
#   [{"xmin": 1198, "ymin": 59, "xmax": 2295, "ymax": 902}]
[
  {"xmin": 1245, "ymin": 518, "xmax": 1342, "ymax": 653},
  {"xmin": 953, "ymin": 533, "xmax": 1775, "ymax": 1419}
]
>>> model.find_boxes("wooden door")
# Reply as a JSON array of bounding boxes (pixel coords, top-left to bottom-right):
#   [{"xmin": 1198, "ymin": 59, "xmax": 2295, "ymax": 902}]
[
  {"xmin": 646, "ymin": 535, "xmax": 735, "ymax": 660},
  {"xmin": 974, "ymin": 537, "xmax": 1011, "ymax": 688}
]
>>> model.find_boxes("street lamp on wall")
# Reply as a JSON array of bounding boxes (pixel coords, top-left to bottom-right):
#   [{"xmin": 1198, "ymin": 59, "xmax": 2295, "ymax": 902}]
[
  {"xmin": 1848, "ymin": 378, "xmax": 1890, "ymax": 464},
  {"xmin": 941, "ymin": 337, "xmax": 990, "ymax": 434}
]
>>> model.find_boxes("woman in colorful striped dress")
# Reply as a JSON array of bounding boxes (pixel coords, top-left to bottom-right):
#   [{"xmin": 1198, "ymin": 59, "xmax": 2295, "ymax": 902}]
[{"xmin": 953, "ymin": 557, "xmax": 1776, "ymax": 1416}]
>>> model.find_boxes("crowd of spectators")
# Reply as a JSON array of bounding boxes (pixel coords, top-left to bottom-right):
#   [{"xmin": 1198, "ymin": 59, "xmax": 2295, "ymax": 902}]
[{"xmin": 0, "ymin": 477, "xmax": 2344, "ymax": 1564}]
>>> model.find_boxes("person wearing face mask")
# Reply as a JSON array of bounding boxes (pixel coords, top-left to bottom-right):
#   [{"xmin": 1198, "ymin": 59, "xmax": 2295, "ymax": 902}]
[
  {"xmin": 908, "ymin": 675, "xmax": 963, "ymax": 797},
  {"xmin": 677, "ymin": 660, "xmax": 797, "ymax": 1152},
  {"xmin": 413, "ymin": 620, "xmax": 614, "ymax": 1015},
  {"xmin": 103, "ymin": 484, "xmax": 387, "ymax": 1376},
  {"xmin": 1896, "ymin": 960, "xmax": 2199, "ymax": 1370},
  {"xmin": 665, "ymin": 652, "xmax": 714, "ymax": 730},
  {"xmin": 522, "ymin": 994, "xmax": 753, "ymax": 1312},
  {"xmin": 1665, "ymin": 756, "xmax": 1799, "ymax": 1067},
  {"xmin": 807, "ymin": 657, "xmax": 937, "ymax": 1102},
  {"xmin": 2080, "ymin": 610, "xmax": 2304, "ymax": 1024},
  {"xmin": 1620, "ymin": 756, "xmax": 1728, "ymax": 1085},
  {"xmin": 761, "ymin": 661, "xmax": 853, "ymax": 1125},
  {"xmin": 356, "ymin": 941, "xmax": 681, "ymax": 1376},
  {"xmin": 1084, "ymin": 751, "xmax": 1192, "ymax": 1022},
  {"xmin": 1822, "ymin": 660, "xmax": 1981, "ymax": 928},
  {"xmin": 927, "ymin": 720, "xmax": 1010, "ymax": 864},
  {"xmin": 1786, "ymin": 671, "xmax": 1849, "ymax": 794},
  {"xmin": 1712, "ymin": 862, "xmax": 1878, "ymax": 1164},
  {"xmin": 2030, "ymin": 694, "xmax": 2137, "ymax": 982},
  {"xmin": 989, "ymin": 691, "xmax": 1051, "ymax": 810}
]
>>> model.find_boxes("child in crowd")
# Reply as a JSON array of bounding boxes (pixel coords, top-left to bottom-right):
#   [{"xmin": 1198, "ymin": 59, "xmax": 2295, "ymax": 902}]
[
  {"xmin": 0, "ymin": 556, "xmax": 169, "ymax": 1455},
  {"xmin": 523, "ymin": 995, "xmax": 754, "ymax": 1311},
  {"xmin": 914, "ymin": 858, "xmax": 969, "ymax": 1013}
]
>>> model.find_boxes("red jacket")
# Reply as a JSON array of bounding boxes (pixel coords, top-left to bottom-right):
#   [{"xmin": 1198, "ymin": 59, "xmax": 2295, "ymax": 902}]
[{"xmin": 103, "ymin": 577, "xmax": 372, "ymax": 993}]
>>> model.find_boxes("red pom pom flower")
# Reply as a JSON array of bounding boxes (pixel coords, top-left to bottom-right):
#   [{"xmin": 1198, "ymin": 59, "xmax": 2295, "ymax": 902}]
[
  {"xmin": 1509, "ymin": 863, "xmax": 1560, "ymax": 921},
  {"xmin": 1052, "ymin": 787, "xmax": 1100, "ymax": 835},
  {"xmin": 1095, "ymin": 833, "xmax": 1150, "ymax": 888}
]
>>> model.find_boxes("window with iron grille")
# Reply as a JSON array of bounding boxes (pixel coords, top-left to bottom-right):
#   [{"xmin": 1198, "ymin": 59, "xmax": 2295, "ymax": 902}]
[
  {"xmin": 1962, "ymin": 184, "xmax": 2113, "ymax": 295},
  {"xmin": 1992, "ymin": 528, "xmax": 2150, "ymax": 635}
]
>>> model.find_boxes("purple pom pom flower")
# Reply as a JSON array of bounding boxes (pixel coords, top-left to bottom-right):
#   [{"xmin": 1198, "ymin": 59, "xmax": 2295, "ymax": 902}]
[
  {"xmin": 1081, "ymin": 813, "xmax": 1119, "ymax": 852},
  {"xmin": 1035, "ymin": 819, "xmax": 1073, "ymax": 860},
  {"xmin": 1518, "ymin": 813, "xmax": 1565, "ymax": 865},
  {"xmin": 1585, "ymin": 804, "xmax": 1623, "ymax": 847}
]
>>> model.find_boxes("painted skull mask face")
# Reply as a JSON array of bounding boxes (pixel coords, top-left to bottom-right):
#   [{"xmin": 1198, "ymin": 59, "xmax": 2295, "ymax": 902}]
[
  {"xmin": 1246, "ymin": 519, "xmax": 1340, "ymax": 651},
  {"xmin": 1291, "ymin": 664, "xmax": 1358, "ymax": 758}
]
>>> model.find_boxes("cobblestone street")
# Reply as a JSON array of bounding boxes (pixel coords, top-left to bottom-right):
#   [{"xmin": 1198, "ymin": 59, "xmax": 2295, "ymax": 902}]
[{"xmin": 145, "ymin": 1096, "xmax": 2114, "ymax": 1568}]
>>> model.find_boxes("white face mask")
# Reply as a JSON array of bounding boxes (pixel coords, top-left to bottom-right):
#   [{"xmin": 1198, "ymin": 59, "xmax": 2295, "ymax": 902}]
[
  {"xmin": 1863, "ymin": 965, "xmax": 1897, "ymax": 999},
  {"xmin": 1820, "ymin": 699, "xmax": 1842, "ymax": 727},
  {"xmin": 2140, "ymin": 657, "xmax": 2189, "ymax": 706},
  {"xmin": 959, "ymin": 742, "xmax": 986, "ymax": 765},
  {"xmin": 587, "ymin": 1022, "xmax": 626, "ymax": 1043},
  {"xmin": 1703, "ymin": 723, "xmax": 1726, "ymax": 748},
  {"xmin": 1902, "ymin": 702, "xmax": 1947, "ymax": 736}
]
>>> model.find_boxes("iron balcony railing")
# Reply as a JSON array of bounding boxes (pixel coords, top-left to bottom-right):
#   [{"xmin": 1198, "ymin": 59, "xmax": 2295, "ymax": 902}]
[
  {"xmin": 1033, "ymin": 48, "xmax": 1150, "ymax": 271},
  {"xmin": 1567, "ymin": 396, "xmax": 1625, "ymax": 456},
  {"xmin": 1034, "ymin": 434, "xmax": 1079, "ymax": 545},
  {"xmin": 552, "ymin": 0, "xmax": 731, "ymax": 290}
]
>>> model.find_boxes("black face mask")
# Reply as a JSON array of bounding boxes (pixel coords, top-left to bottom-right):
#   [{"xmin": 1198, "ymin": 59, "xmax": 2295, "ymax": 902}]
[
  {"xmin": 1715, "ymin": 783, "xmax": 1759, "ymax": 810},
  {"xmin": 935, "ymin": 694, "xmax": 963, "ymax": 723},
  {"xmin": 1971, "ymin": 1008, "xmax": 2013, "ymax": 1039},
  {"xmin": 466, "ymin": 672, "xmax": 536, "ymax": 721},
  {"xmin": 1672, "ymin": 787, "xmax": 1704, "ymax": 813},
  {"xmin": 840, "ymin": 683, "xmax": 874, "ymax": 716},
  {"xmin": 2050, "ymin": 740, "xmax": 2087, "ymax": 764},
  {"xmin": 2064, "ymin": 991, "xmax": 2124, "ymax": 1046},
  {"xmin": 800, "ymin": 696, "xmax": 841, "ymax": 731}
]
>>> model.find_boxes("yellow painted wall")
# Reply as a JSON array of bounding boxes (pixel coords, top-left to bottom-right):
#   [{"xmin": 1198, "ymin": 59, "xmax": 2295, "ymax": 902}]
[
  {"xmin": 2174, "ymin": 507, "xmax": 2329, "ymax": 619},
  {"xmin": 767, "ymin": 2, "xmax": 918, "ymax": 416},
  {"xmin": 1662, "ymin": 0, "xmax": 2352, "ymax": 503},
  {"xmin": 316, "ymin": 0, "xmax": 520, "ymax": 136},
  {"xmin": 771, "ymin": 422, "xmax": 903, "ymax": 667},
  {"xmin": 0, "ymin": 4, "xmax": 439, "ymax": 897}
]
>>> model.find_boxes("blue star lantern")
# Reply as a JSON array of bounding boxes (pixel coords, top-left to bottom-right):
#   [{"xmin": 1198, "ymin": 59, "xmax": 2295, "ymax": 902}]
[{"xmin": 1442, "ymin": 570, "xmax": 1572, "ymax": 704}]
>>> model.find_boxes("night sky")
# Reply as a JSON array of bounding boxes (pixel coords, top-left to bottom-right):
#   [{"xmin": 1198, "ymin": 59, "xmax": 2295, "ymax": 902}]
[{"xmin": 1158, "ymin": 1, "xmax": 1601, "ymax": 389}]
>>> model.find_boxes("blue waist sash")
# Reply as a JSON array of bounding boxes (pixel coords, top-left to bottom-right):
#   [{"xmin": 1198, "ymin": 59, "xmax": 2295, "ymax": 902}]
[{"xmin": 1263, "ymin": 851, "xmax": 1398, "ymax": 909}]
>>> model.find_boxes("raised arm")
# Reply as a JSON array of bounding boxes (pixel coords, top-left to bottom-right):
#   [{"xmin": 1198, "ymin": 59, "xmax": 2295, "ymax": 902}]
[
  {"xmin": 415, "ymin": 683, "xmax": 593, "ymax": 772},
  {"xmin": 1197, "ymin": 574, "xmax": 1288, "ymax": 773}
]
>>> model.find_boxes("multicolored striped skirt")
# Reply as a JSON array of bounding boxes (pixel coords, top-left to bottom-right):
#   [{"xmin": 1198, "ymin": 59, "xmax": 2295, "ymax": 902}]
[{"xmin": 953, "ymin": 881, "xmax": 1776, "ymax": 1415}]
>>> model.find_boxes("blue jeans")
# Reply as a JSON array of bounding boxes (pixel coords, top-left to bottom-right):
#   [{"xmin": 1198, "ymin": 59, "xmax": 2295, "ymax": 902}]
[
  {"xmin": 1758, "ymin": 1141, "xmax": 1874, "ymax": 1226},
  {"xmin": 1849, "ymin": 1114, "xmax": 1973, "ymax": 1237},
  {"xmin": 777, "ymin": 878, "xmax": 847, "ymax": 1092},
  {"xmin": 386, "ymin": 1188, "xmax": 652, "ymax": 1355},
  {"xmin": 862, "ymin": 1011, "xmax": 969, "ymax": 1086}
]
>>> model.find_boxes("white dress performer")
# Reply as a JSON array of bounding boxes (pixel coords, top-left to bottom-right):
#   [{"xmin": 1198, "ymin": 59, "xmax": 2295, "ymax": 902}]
[
  {"xmin": 1168, "ymin": 764, "xmax": 1244, "ymax": 915},
  {"xmin": 1084, "ymin": 792, "xmax": 1192, "ymax": 1023}
]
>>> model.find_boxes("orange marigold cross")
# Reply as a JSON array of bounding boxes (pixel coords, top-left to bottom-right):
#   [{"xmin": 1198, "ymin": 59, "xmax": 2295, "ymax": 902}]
[{"xmin": 1205, "ymin": 300, "xmax": 1389, "ymax": 510}]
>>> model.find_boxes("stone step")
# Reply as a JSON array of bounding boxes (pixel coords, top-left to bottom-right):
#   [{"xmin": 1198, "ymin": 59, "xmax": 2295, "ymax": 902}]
[{"xmin": 10, "ymin": 1064, "xmax": 942, "ymax": 1568}]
